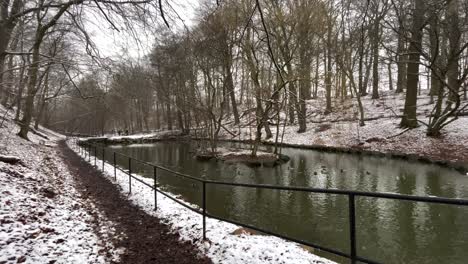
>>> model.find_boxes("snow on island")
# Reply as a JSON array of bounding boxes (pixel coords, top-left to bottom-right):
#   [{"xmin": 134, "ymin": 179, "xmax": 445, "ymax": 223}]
[
  {"xmin": 84, "ymin": 130, "xmax": 186, "ymax": 145},
  {"xmin": 195, "ymin": 147, "xmax": 290, "ymax": 167},
  {"xmin": 68, "ymin": 141, "xmax": 334, "ymax": 264}
]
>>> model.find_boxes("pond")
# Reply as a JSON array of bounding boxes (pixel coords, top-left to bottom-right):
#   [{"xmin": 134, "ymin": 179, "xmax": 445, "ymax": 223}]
[{"xmin": 100, "ymin": 141, "xmax": 468, "ymax": 263}]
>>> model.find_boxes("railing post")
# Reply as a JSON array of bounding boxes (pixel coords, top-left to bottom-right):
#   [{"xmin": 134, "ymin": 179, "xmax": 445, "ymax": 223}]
[
  {"xmin": 102, "ymin": 148, "xmax": 105, "ymax": 171},
  {"xmin": 94, "ymin": 146, "xmax": 97, "ymax": 166},
  {"xmin": 88, "ymin": 145, "xmax": 91, "ymax": 162},
  {"xmin": 113, "ymin": 152, "xmax": 116, "ymax": 180},
  {"xmin": 153, "ymin": 166, "xmax": 157, "ymax": 211},
  {"xmin": 128, "ymin": 157, "xmax": 132, "ymax": 194},
  {"xmin": 349, "ymin": 194, "xmax": 357, "ymax": 264},
  {"xmin": 202, "ymin": 181, "xmax": 206, "ymax": 240}
]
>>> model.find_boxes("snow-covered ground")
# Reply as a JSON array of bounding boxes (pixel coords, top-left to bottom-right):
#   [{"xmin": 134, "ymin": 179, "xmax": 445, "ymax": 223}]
[
  {"xmin": 220, "ymin": 91, "xmax": 468, "ymax": 166},
  {"xmin": 91, "ymin": 130, "xmax": 184, "ymax": 144},
  {"xmin": 68, "ymin": 141, "xmax": 335, "ymax": 264},
  {"xmin": 0, "ymin": 107, "xmax": 120, "ymax": 264},
  {"xmin": 88, "ymin": 91, "xmax": 468, "ymax": 166}
]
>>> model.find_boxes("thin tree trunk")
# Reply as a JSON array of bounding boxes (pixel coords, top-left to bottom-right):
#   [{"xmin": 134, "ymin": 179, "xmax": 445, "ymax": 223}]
[
  {"xmin": 34, "ymin": 71, "xmax": 50, "ymax": 129},
  {"xmin": 396, "ymin": 14, "xmax": 407, "ymax": 93},
  {"xmin": 325, "ymin": 36, "xmax": 333, "ymax": 113},
  {"xmin": 428, "ymin": 7, "xmax": 440, "ymax": 100},
  {"xmin": 371, "ymin": 19, "xmax": 380, "ymax": 99},
  {"xmin": 388, "ymin": 61, "xmax": 394, "ymax": 91}
]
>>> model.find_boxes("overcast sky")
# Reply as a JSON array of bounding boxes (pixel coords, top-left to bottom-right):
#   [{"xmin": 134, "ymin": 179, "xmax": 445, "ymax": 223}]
[{"xmin": 86, "ymin": 0, "xmax": 200, "ymax": 60}]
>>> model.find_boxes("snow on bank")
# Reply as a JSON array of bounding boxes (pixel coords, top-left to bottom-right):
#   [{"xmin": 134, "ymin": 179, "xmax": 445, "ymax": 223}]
[
  {"xmin": 214, "ymin": 90, "xmax": 468, "ymax": 165},
  {"xmin": 90, "ymin": 130, "xmax": 184, "ymax": 143},
  {"xmin": 81, "ymin": 90, "xmax": 468, "ymax": 166},
  {"xmin": 0, "ymin": 109, "xmax": 119, "ymax": 264},
  {"xmin": 68, "ymin": 141, "xmax": 334, "ymax": 264},
  {"xmin": 228, "ymin": 116, "xmax": 468, "ymax": 166}
]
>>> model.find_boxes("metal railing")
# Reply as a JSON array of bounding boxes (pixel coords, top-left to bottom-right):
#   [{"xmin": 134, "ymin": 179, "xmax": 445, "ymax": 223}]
[{"xmin": 70, "ymin": 138, "xmax": 468, "ymax": 264}]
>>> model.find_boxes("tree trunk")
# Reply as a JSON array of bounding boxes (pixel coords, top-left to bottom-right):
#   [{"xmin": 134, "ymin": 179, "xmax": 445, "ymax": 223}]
[
  {"xmin": 166, "ymin": 102, "xmax": 172, "ymax": 130},
  {"xmin": 15, "ymin": 58, "xmax": 27, "ymax": 121},
  {"xmin": 396, "ymin": 17, "xmax": 407, "ymax": 93},
  {"xmin": 387, "ymin": 61, "xmax": 394, "ymax": 91},
  {"xmin": 313, "ymin": 54, "xmax": 319, "ymax": 98},
  {"xmin": 400, "ymin": 0, "xmax": 425, "ymax": 128},
  {"xmin": 371, "ymin": 20, "xmax": 380, "ymax": 99},
  {"xmin": 0, "ymin": 29, "xmax": 12, "ymax": 103},
  {"xmin": 18, "ymin": 41, "xmax": 41, "ymax": 139},
  {"xmin": 224, "ymin": 45, "xmax": 240, "ymax": 125},
  {"xmin": 155, "ymin": 101, "xmax": 161, "ymax": 130},
  {"xmin": 288, "ymin": 83, "xmax": 296, "ymax": 123},
  {"xmin": 363, "ymin": 50, "xmax": 372, "ymax": 96},
  {"xmin": 34, "ymin": 71, "xmax": 50, "ymax": 129},
  {"xmin": 0, "ymin": 0, "xmax": 22, "ymax": 103},
  {"xmin": 1, "ymin": 54, "xmax": 14, "ymax": 105},
  {"xmin": 298, "ymin": 52, "xmax": 310, "ymax": 133},
  {"xmin": 358, "ymin": 31, "xmax": 365, "ymax": 96},
  {"xmin": 447, "ymin": 0, "xmax": 460, "ymax": 108},
  {"xmin": 325, "ymin": 42, "xmax": 333, "ymax": 113},
  {"xmin": 428, "ymin": 7, "xmax": 440, "ymax": 99}
]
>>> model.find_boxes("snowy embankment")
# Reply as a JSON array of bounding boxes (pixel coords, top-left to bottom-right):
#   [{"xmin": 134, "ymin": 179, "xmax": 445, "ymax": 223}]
[
  {"xmin": 0, "ymin": 107, "xmax": 119, "ymax": 263},
  {"xmin": 85, "ymin": 91, "xmax": 468, "ymax": 168},
  {"xmin": 87, "ymin": 130, "xmax": 185, "ymax": 144},
  {"xmin": 220, "ymin": 90, "xmax": 468, "ymax": 168},
  {"xmin": 68, "ymin": 141, "xmax": 334, "ymax": 264}
]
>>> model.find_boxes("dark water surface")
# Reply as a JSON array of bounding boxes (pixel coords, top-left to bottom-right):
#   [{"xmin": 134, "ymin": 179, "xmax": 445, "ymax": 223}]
[{"xmin": 102, "ymin": 141, "xmax": 468, "ymax": 264}]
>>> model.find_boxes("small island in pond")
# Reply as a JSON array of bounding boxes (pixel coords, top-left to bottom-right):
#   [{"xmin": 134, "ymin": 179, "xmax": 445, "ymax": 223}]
[{"xmin": 195, "ymin": 147, "xmax": 290, "ymax": 167}]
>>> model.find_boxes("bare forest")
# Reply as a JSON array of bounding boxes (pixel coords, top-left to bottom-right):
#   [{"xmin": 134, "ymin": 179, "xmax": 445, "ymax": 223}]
[
  {"xmin": 1, "ymin": 0, "xmax": 468, "ymax": 152},
  {"xmin": 2, "ymin": 1, "xmax": 468, "ymax": 263}
]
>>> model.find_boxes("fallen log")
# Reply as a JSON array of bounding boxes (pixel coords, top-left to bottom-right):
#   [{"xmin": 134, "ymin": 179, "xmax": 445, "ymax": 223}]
[{"xmin": 0, "ymin": 155, "xmax": 21, "ymax": 164}]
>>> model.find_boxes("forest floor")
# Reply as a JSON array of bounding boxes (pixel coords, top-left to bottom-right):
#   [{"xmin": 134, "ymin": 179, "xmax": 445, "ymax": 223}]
[{"xmin": 0, "ymin": 107, "xmax": 210, "ymax": 264}]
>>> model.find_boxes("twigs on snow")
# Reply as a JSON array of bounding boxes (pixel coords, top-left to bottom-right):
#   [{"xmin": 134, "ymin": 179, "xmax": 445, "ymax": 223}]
[{"xmin": 386, "ymin": 128, "xmax": 410, "ymax": 139}]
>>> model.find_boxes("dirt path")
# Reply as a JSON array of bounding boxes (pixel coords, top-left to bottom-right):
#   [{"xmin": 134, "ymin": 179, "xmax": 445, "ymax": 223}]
[{"xmin": 58, "ymin": 141, "xmax": 212, "ymax": 264}]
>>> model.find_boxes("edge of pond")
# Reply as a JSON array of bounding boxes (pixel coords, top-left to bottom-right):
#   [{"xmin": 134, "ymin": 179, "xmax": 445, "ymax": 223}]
[{"xmin": 80, "ymin": 135, "xmax": 468, "ymax": 174}]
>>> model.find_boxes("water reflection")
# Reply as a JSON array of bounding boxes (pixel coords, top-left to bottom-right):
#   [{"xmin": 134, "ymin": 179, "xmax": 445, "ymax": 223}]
[{"xmin": 103, "ymin": 141, "xmax": 468, "ymax": 263}]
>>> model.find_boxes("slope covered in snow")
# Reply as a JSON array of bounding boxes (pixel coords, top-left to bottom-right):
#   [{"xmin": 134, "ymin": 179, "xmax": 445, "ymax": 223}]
[
  {"xmin": 0, "ymin": 107, "xmax": 119, "ymax": 264},
  {"xmin": 218, "ymin": 91, "xmax": 468, "ymax": 167}
]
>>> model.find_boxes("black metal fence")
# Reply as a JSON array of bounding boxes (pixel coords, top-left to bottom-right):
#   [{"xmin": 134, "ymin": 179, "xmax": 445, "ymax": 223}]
[{"xmin": 70, "ymin": 138, "xmax": 468, "ymax": 264}]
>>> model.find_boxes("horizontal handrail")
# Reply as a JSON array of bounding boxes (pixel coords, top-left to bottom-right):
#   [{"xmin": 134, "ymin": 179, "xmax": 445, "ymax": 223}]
[
  {"xmin": 78, "ymin": 141, "xmax": 203, "ymax": 213},
  {"xmin": 98, "ymin": 144, "xmax": 204, "ymax": 183},
  {"xmin": 79, "ymin": 140, "xmax": 468, "ymax": 206},
  {"xmin": 154, "ymin": 165, "xmax": 204, "ymax": 183},
  {"xmin": 74, "ymin": 139, "xmax": 468, "ymax": 264},
  {"xmin": 204, "ymin": 180, "xmax": 468, "ymax": 206}
]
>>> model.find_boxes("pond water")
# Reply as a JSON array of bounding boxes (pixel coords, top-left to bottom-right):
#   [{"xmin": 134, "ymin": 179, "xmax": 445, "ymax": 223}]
[{"xmin": 101, "ymin": 141, "xmax": 468, "ymax": 263}]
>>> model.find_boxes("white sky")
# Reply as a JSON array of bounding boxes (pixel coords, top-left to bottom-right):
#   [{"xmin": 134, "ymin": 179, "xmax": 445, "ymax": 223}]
[{"xmin": 86, "ymin": 0, "xmax": 200, "ymax": 60}]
